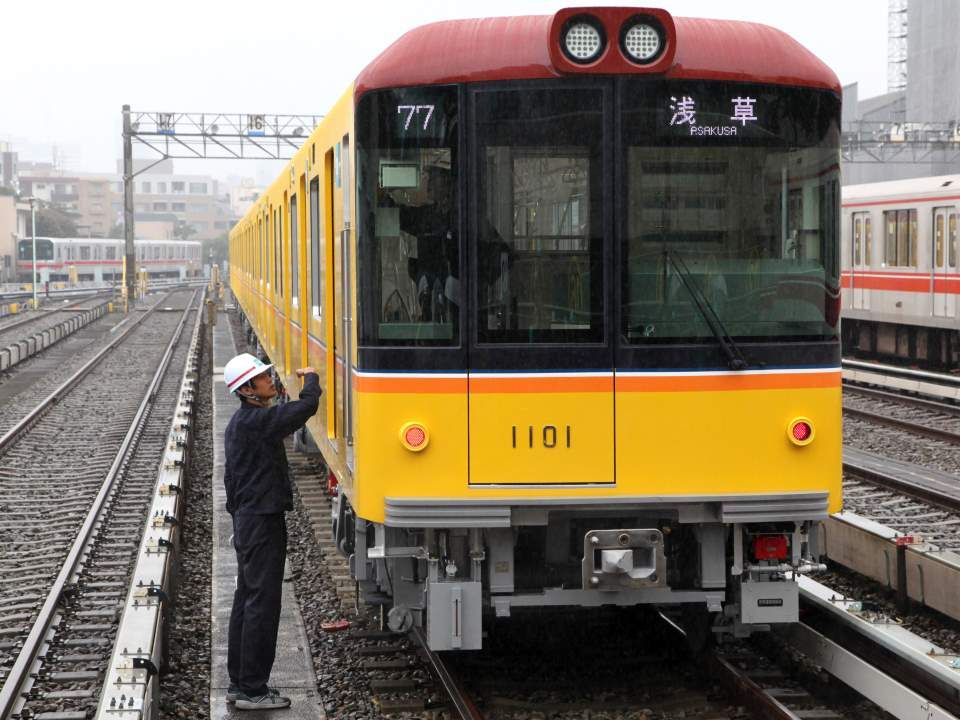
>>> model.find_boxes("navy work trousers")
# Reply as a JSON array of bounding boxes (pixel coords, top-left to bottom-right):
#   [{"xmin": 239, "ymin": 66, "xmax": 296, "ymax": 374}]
[{"xmin": 228, "ymin": 512, "xmax": 287, "ymax": 695}]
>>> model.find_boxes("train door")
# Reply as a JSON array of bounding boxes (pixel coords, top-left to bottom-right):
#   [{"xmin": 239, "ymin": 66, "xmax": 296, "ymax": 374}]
[
  {"xmin": 341, "ymin": 135, "xmax": 355, "ymax": 470},
  {"xmin": 323, "ymin": 146, "xmax": 339, "ymax": 448},
  {"xmin": 467, "ymin": 81, "xmax": 615, "ymax": 485},
  {"xmin": 932, "ymin": 206, "xmax": 957, "ymax": 318},
  {"xmin": 851, "ymin": 212, "xmax": 871, "ymax": 310}
]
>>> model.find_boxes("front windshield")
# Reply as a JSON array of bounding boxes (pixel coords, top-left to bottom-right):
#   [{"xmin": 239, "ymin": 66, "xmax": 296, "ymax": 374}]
[{"xmin": 621, "ymin": 79, "xmax": 841, "ymax": 344}]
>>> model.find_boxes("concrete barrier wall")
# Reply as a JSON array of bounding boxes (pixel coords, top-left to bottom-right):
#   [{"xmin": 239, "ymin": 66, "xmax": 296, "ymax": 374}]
[
  {"xmin": 825, "ymin": 514, "xmax": 960, "ymax": 622},
  {"xmin": 0, "ymin": 303, "xmax": 108, "ymax": 372}
]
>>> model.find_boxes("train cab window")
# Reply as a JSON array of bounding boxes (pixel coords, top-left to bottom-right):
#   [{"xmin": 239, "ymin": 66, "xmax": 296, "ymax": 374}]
[
  {"xmin": 356, "ymin": 85, "xmax": 460, "ymax": 346},
  {"xmin": 473, "ymin": 86, "xmax": 604, "ymax": 344},
  {"xmin": 290, "ymin": 194, "xmax": 299, "ymax": 306},
  {"xmin": 620, "ymin": 79, "xmax": 841, "ymax": 342},
  {"xmin": 18, "ymin": 239, "xmax": 55, "ymax": 261}
]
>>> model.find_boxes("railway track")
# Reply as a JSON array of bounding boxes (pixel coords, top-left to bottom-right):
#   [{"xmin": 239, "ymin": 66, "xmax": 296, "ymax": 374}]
[
  {"xmin": 0, "ymin": 288, "xmax": 201, "ymax": 718},
  {"xmin": 844, "ymin": 383, "xmax": 960, "ymax": 445},
  {"xmin": 0, "ymin": 295, "xmax": 114, "ymax": 374},
  {"xmin": 0, "ymin": 293, "xmax": 111, "ymax": 340},
  {"xmin": 843, "ymin": 358, "xmax": 960, "ymax": 403}
]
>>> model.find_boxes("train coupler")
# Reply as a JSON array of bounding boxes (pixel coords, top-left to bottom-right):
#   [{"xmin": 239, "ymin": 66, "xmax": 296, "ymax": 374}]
[{"xmin": 581, "ymin": 529, "xmax": 667, "ymax": 591}]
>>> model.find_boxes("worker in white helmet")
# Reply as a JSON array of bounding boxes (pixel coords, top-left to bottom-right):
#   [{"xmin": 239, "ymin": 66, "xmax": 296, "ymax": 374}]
[{"xmin": 221, "ymin": 352, "xmax": 320, "ymax": 710}]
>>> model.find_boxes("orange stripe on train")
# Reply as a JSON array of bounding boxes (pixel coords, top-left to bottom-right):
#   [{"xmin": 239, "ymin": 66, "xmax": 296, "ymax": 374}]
[
  {"xmin": 354, "ymin": 371, "xmax": 840, "ymax": 394},
  {"xmin": 615, "ymin": 371, "xmax": 841, "ymax": 392}
]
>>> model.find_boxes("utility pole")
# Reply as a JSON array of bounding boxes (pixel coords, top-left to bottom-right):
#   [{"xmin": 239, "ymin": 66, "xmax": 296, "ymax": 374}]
[
  {"xmin": 29, "ymin": 197, "xmax": 37, "ymax": 309},
  {"xmin": 122, "ymin": 104, "xmax": 136, "ymax": 311}
]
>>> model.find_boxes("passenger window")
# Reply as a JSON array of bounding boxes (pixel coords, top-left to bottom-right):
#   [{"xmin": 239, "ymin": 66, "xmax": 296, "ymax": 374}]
[
  {"xmin": 290, "ymin": 194, "xmax": 299, "ymax": 305},
  {"xmin": 884, "ymin": 209, "xmax": 917, "ymax": 267},
  {"xmin": 310, "ymin": 178, "xmax": 323, "ymax": 319},
  {"xmin": 951, "ymin": 213, "xmax": 958, "ymax": 268},
  {"xmin": 474, "ymin": 87, "xmax": 604, "ymax": 344},
  {"xmin": 853, "ymin": 218, "xmax": 861, "ymax": 265},
  {"xmin": 936, "ymin": 213, "xmax": 944, "ymax": 267},
  {"xmin": 884, "ymin": 211, "xmax": 896, "ymax": 266},
  {"xmin": 275, "ymin": 208, "xmax": 282, "ymax": 295},
  {"xmin": 909, "ymin": 209, "xmax": 918, "ymax": 266},
  {"xmin": 865, "ymin": 216, "xmax": 872, "ymax": 264}
]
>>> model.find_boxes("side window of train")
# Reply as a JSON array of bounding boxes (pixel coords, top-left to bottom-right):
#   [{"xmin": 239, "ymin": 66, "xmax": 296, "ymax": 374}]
[
  {"xmin": 936, "ymin": 212, "xmax": 945, "ymax": 267},
  {"xmin": 310, "ymin": 177, "xmax": 322, "ymax": 319},
  {"xmin": 883, "ymin": 209, "xmax": 918, "ymax": 267},
  {"xmin": 853, "ymin": 217, "xmax": 861, "ymax": 265},
  {"xmin": 290, "ymin": 193, "xmax": 299, "ymax": 306},
  {"xmin": 852, "ymin": 213, "xmax": 872, "ymax": 266},
  {"xmin": 865, "ymin": 216, "xmax": 872, "ymax": 265},
  {"xmin": 355, "ymin": 85, "xmax": 460, "ymax": 347},
  {"xmin": 951, "ymin": 212, "xmax": 958, "ymax": 268},
  {"xmin": 274, "ymin": 208, "xmax": 282, "ymax": 294}
]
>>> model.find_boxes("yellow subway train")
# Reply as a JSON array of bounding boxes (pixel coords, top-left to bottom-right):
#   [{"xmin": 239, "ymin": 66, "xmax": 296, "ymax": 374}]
[{"xmin": 230, "ymin": 6, "xmax": 843, "ymax": 650}]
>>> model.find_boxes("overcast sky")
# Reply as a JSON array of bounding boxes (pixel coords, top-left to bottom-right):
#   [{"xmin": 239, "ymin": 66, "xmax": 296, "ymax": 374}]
[{"xmin": 3, "ymin": 0, "xmax": 886, "ymax": 182}]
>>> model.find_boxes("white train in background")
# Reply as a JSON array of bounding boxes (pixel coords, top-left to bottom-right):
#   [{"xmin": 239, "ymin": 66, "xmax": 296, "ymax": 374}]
[
  {"xmin": 16, "ymin": 237, "xmax": 203, "ymax": 284},
  {"xmin": 842, "ymin": 175, "xmax": 960, "ymax": 367}
]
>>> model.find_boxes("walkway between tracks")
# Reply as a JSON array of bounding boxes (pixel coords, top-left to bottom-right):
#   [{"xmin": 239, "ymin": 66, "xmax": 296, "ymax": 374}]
[{"xmin": 210, "ymin": 309, "xmax": 325, "ymax": 719}]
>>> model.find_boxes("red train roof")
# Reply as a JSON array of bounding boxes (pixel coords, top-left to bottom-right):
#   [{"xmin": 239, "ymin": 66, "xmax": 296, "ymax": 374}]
[{"xmin": 355, "ymin": 9, "xmax": 840, "ymax": 99}]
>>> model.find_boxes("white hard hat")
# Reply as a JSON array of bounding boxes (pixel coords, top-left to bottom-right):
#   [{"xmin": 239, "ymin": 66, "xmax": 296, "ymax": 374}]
[{"xmin": 224, "ymin": 352, "xmax": 272, "ymax": 394}]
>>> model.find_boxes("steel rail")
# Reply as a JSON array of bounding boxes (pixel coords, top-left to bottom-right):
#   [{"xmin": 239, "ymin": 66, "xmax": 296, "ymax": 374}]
[
  {"xmin": 843, "ymin": 405, "xmax": 960, "ymax": 444},
  {"xmin": 842, "ymin": 358, "xmax": 960, "ymax": 387},
  {"xmin": 94, "ymin": 289, "xmax": 204, "ymax": 718},
  {"xmin": 796, "ymin": 576, "xmax": 960, "ymax": 719},
  {"xmin": 410, "ymin": 627, "xmax": 484, "ymax": 720},
  {"xmin": 843, "ymin": 453, "xmax": 960, "ymax": 515},
  {"xmin": 843, "ymin": 382, "xmax": 960, "ymax": 415},
  {"xmin": 0, "ymin": 290, "xmax": 199, "ymax": 718},
  {"xmin": 708, "ymin": 654, "xmax": 803, "ymax": 719},
  {"xmin": 0, "ymin": 291, "xmax": 175, "ymax": 455}
]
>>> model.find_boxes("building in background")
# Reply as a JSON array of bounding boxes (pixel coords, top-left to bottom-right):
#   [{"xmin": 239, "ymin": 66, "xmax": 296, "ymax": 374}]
[
  {"xmin": 10, "ymin": 156, "xmax": 238, "ymax": 241},
  {"xmin": 110, "ymin": 160, "xmax": 236, "ymax": 241},
  {"xmin": 0, "ymin": 143, "xmax": 18, "ymax": 193},
  {"xmin": 18, "ymin": 168, "xmax": 114, "ymax": 238},
  {"xmin": 843, "ymin": 0, "xmax": 960, "ymax": 184},
  {"xmin": 0, "ymin": 195, "xmax": 16, "ymax": 282}
]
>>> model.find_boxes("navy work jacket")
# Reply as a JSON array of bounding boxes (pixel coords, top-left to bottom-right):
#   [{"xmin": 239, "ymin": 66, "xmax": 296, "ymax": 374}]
[{"xmin": 224, "ymin": 372, "xmax": 320, "ymax": 515}]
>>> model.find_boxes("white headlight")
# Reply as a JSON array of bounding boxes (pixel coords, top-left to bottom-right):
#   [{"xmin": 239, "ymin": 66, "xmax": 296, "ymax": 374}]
[
  {"xmin": 563, "ymin": 21, "xmax": 604, "ymax": 63},
  {"xmin": 623, "ymin": 22, "xmax": 662, "ymax": 63}
]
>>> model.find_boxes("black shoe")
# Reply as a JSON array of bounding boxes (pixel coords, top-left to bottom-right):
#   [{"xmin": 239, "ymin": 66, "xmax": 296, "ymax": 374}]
[
  {"xmin": 234, "ymin": 689, "xmax": 291, "ymax": 710},
  {"xmin": 227, "ymin": 685, "xmax": 280, "ymax": 703}
]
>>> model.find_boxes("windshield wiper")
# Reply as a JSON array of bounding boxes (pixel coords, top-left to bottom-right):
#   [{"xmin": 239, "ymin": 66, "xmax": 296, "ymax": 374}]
[{"xmin": 663, "ymin": 250, "xmax": 748, "ymax": 371}]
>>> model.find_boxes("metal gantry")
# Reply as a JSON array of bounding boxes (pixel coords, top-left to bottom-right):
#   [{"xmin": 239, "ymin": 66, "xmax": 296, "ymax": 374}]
[
  {"xmin": 842, "ymin": 120, "xmax": 960, "ymax": 164},
  {"xmin": 120, "ymin": 105, "xmax": 321, "ymax": 308}
]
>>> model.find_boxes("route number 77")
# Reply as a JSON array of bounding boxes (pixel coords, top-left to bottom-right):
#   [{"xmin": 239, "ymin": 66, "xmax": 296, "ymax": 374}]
[{"xmin": 397, "ymin": 105, "xmax": 435, "ymax": 131}]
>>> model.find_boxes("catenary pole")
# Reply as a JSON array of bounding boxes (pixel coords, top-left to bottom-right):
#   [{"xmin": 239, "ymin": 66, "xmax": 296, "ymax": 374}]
[
  {"xmin": 122, "ymin": 105, "xmax": 135, "ymax": 312},
  {"xmin": 30, "ymin": 197, "xmax": 37, "ymax": 309}
]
